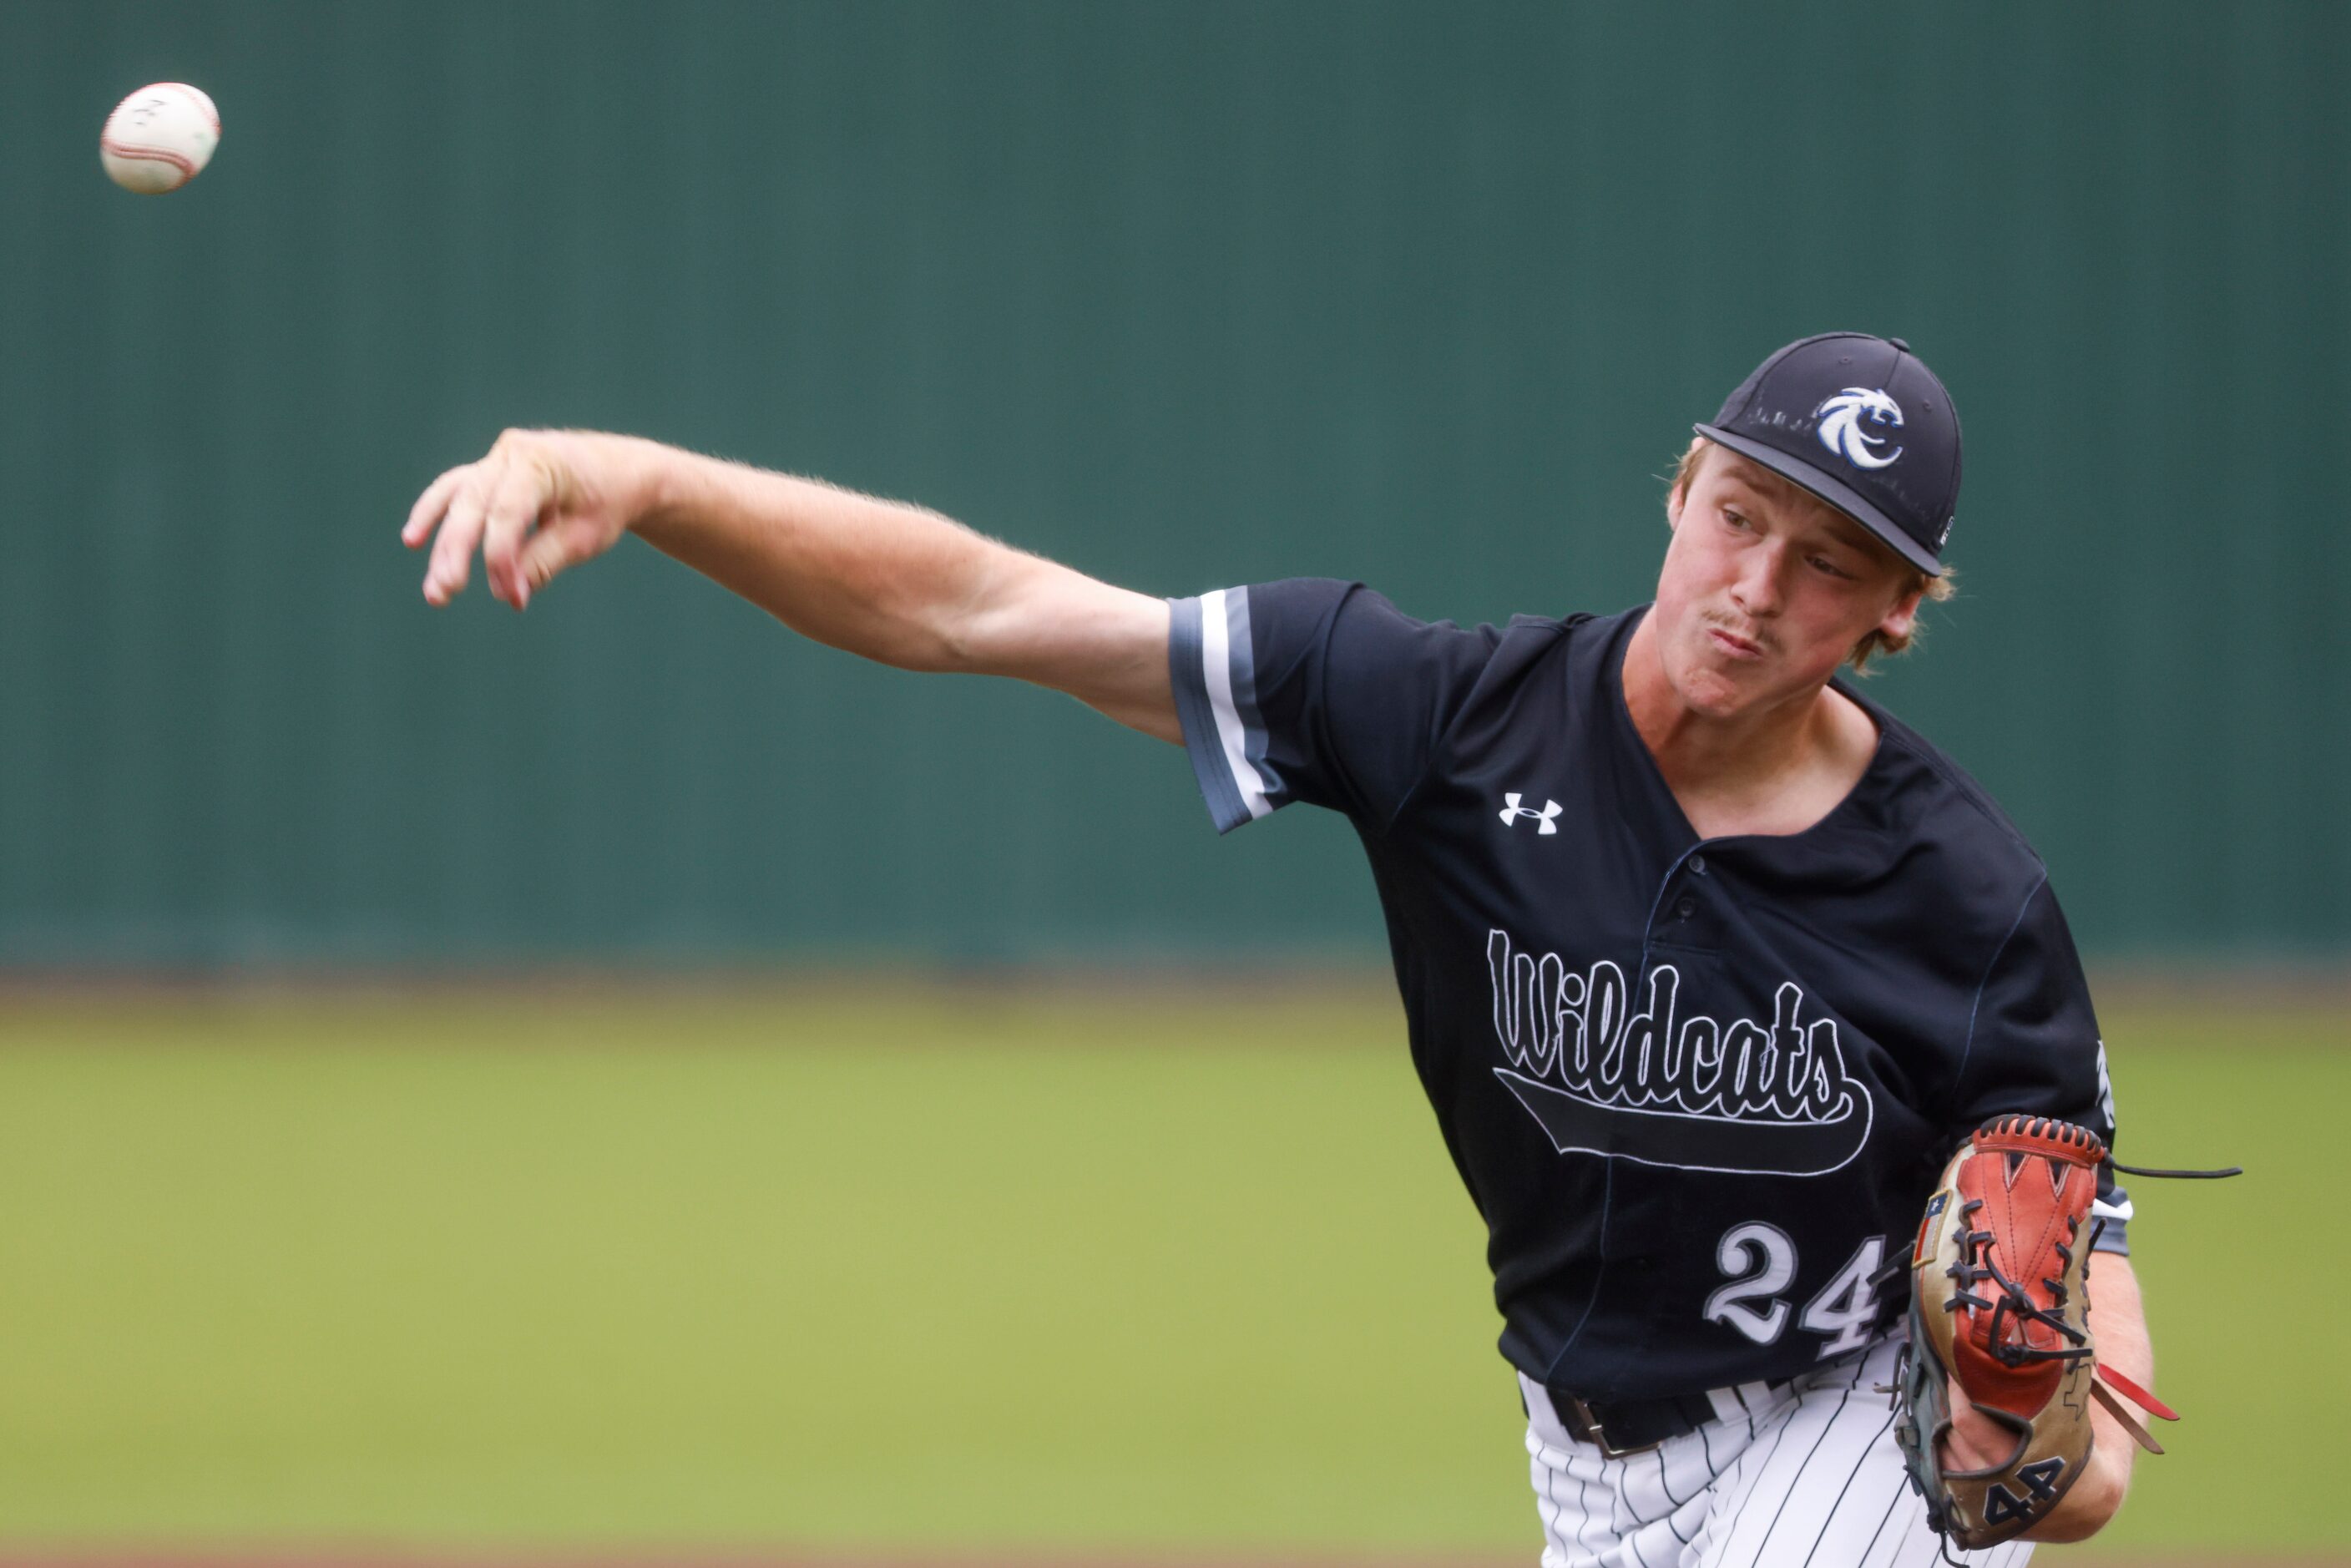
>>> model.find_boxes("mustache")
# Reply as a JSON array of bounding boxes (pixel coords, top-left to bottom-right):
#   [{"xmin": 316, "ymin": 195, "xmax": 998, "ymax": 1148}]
[{"xmin": 1701, "ymin": 613, "xmax": 1777, "ymax": 654}]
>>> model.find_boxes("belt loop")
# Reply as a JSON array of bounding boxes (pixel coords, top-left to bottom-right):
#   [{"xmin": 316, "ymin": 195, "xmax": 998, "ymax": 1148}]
[{"xmin": 1518, "ymin": 1371, "xmax": 1575, "ymax": 1452}]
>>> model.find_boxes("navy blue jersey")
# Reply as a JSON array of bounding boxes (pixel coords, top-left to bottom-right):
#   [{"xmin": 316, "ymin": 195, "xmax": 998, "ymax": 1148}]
[{"xmin": 1167, "ymin": 582, "xmax": 2130, "ymax": 1402}]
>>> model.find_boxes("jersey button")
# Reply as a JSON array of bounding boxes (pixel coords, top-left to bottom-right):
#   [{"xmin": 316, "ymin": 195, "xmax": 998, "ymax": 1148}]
[
  {"xmin": 1675, "ymin": 896, "xmax": 1696, "ymax": 919},
  {"xmin": 1688, "ymin": 854, "xmax": 1708, "ymax": 876}
]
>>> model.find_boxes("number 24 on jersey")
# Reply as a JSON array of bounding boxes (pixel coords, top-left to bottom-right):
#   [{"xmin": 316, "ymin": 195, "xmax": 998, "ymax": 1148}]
[{"xmin": 1703, "ymin": 1224, "xmax": 1888, "ymax": 1356}]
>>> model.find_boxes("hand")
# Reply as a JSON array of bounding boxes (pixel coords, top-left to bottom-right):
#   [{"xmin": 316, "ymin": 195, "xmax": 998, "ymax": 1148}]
[
  {"xmin": 402, "ymin": 429, "xmax": 665, "ymax": 609},
  {"xmin": 1938, "ymin": 1377, "xmax": 2012, "ymax": 1472}
]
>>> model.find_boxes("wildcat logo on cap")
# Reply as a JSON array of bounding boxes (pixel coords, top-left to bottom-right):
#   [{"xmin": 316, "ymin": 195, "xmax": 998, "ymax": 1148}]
[{"xmin": 1814, "ymin": 387, "xmax": 1905, "ymax": 472}]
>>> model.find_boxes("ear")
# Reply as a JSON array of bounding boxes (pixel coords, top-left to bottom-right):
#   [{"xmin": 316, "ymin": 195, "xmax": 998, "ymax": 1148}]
[
  {"xmin": 1664, "ymin": 436, "xmax": 1708, "ymax": 531},
  {"xmin": 1877, "ymin": 579, "xmax": 1928, "ymax": 644}
]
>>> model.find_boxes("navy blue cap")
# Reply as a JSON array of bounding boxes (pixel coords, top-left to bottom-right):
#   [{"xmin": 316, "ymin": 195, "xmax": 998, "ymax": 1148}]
[{"xmin": 1694, "ymin": 332, "xmax": 1961, "ymax": 574}]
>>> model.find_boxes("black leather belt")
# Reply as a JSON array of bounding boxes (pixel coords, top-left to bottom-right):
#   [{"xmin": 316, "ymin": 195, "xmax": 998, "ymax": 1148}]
[{"xmin": 1542, "ymin": 1383, "xmax": 1764, "ymax": 1459}]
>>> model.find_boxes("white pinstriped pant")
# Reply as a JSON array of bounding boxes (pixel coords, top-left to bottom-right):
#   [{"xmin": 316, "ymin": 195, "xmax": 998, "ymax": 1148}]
[{"xmin": 1519, "ymin": 1337, "xmax": 2033, "ymax": 1568}]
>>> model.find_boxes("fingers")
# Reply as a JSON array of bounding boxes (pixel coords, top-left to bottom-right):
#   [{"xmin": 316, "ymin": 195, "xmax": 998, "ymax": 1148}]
[
  {"xmin": 480, "ymin": 454, "xmax": 550, "ymax": 607},
  {"xmin": 513, "ymin": 517, "xmax": 594, "ymax": 610},
  {"xmin": 424, "ymin": 453, "xmax": 502, "ymax": 606},
  {"xmin": 402, "ymin": 464, "xmax": 469, "ymax": 550},
  {"xmin": 407, "ymin": 430, "xmax": 601, "ymax": 610}
]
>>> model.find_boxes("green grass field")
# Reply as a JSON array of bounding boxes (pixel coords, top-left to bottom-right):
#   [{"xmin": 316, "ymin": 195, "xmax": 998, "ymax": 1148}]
[{"xmin": 0, "ymin": 985, "xmax": 2334, "ymax": 1558}]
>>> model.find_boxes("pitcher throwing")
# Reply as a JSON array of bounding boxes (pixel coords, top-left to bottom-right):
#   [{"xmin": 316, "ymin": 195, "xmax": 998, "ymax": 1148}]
[{"xmin": 406, "ymin": 333, "xmax": 2203, "ymax": 1565}]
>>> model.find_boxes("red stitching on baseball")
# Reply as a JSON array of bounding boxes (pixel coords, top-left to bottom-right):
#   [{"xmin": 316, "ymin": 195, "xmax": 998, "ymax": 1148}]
[{"xmin": 101, "ymin": 138, "xmax": 196, "ymax": 177}]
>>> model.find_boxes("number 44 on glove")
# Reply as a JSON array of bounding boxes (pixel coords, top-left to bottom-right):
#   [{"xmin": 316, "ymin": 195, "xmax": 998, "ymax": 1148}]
[{"xmin": 1892, "ymin": 1115, "xmax": 2239, "ymax": 1554}]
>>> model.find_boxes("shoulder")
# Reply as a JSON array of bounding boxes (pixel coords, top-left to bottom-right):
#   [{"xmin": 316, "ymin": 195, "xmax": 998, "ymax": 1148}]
[
  {"xmin": 1191, "ymin": 577, "xmax": 1602, "ymax": 691},
  {"xmin": 1869, "ymin": 706, "xmax": 2040, "ymax": 862},
  {"xmin": 1840, "ymin": 683, "xmax": 2055, "ymax": 933},
  {"xmin": 1169, "ymin": 579, "xmax": 1609, "ymax": 831}
]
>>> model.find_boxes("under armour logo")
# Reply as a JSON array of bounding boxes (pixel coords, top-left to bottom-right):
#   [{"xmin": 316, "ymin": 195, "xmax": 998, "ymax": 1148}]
[{"xmin": 1499, "ymin": 793, "xmax": 1561, "ymax": 834}]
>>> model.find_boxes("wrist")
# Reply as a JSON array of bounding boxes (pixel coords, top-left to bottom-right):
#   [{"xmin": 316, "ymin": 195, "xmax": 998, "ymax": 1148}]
[
  {"xmin": 2024, "ymin": 1441, "xmax": 2131, "ymax": 1542},
  {"xmin": 619, "ymin": 437, "xmax": 706, "ymax": 539}
]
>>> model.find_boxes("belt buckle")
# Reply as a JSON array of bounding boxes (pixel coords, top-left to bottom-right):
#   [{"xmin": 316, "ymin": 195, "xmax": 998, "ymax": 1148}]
[{"xmin": 1558, "ymin": 1393, "xmax": 1660, "ymax": 1459}]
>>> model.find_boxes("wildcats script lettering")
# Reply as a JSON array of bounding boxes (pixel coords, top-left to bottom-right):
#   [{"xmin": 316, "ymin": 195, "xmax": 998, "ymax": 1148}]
[{"xmin": 1484, "ymin": 928, "xmax": 1876, "ymax": 1177}]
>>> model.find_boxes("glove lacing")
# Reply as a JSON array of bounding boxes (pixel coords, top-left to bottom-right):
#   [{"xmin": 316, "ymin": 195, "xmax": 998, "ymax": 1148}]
[{"xmin": 1946, "ymin": 1199, "xmax": 2091, "ymax": 1366}]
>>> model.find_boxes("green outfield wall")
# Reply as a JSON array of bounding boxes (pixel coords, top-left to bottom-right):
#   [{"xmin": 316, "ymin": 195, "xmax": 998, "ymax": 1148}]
[{"xmin": 1, "ymin": 1, "xmax": 2344, "ymax": 964}]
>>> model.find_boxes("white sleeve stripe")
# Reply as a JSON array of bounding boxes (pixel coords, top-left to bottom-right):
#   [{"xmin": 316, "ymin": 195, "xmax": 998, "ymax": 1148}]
[{"xmin": 1199, "ymin": 587, "xmax": 1272, "ymax": 822}]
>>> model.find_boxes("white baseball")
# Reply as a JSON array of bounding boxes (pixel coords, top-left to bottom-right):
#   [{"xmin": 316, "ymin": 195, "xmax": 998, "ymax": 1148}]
[{"xmin": 100, "ymin": 83, "xmax": 220, "ymax": 194}]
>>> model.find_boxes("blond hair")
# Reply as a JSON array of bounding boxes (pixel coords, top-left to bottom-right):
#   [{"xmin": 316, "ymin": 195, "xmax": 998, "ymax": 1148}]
[{"xmin": 1666, "ymin": 439, "xmax": 1954, "ymax": 674}]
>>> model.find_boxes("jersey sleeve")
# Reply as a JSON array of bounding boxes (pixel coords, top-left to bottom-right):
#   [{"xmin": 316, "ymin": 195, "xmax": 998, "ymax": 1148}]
[
  {"xmin": 1950, "ymin": 875, "xmax": 2132, "ymax": 1255},
  {"xmin": 1166, "ymin": 579, "xmax": 1494, "ymax": 834}
]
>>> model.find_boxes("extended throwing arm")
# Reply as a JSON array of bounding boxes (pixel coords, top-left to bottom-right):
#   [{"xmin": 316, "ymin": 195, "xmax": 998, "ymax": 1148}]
[{"xmin": 403, "ymin": 430, "xmax": 1179, "ymax": 741}]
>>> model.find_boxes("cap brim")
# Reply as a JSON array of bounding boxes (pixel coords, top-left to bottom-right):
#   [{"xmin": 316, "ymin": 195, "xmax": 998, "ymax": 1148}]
[{"xmin": 1692, "ymin": 424, "xmax": 1944, "ymax": 576}]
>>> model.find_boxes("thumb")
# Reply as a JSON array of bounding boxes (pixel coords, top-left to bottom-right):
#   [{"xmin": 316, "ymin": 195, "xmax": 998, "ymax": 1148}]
[{"xmin": 513, "ymin": 517, "xmax": 611, "ymax": 609}]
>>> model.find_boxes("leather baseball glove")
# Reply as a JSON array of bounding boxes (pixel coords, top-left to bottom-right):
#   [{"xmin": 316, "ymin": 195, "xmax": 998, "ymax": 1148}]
[{"xmin": 1893, "ymin": 1115, "xmax": 2184, "ymax": 1551}]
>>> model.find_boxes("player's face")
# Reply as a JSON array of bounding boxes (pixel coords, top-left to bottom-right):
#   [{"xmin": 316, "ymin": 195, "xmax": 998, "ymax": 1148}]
[{"xmin": 1656, "ymin": 448, "xmax": 1924, "ymax": 719}]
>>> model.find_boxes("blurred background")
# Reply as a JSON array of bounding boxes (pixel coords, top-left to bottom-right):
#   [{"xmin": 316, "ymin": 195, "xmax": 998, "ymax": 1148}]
[{"xmin": 0, "ymin": 2, "xmax": 2341, "ymax": 1564}]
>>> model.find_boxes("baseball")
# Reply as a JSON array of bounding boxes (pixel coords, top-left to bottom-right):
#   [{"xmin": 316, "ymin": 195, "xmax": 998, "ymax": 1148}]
[{"xmin": 100, "ymin": 83, "xmax": 220, "ymax": 194}]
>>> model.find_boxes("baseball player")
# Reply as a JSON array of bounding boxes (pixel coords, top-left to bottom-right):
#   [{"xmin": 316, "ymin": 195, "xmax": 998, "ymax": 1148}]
[{"xmin": 404, "ymin": 333, "xmax": 2164, "ymax": 1565}]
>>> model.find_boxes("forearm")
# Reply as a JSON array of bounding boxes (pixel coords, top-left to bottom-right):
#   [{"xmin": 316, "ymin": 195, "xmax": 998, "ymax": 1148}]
[
  {"xmin": 626, "ymin": 441, "xmax": 1179, "ymax": 739},
  {"xmin": 633, "ymin": 447, "xmax": 1049, "ymax": 674}
]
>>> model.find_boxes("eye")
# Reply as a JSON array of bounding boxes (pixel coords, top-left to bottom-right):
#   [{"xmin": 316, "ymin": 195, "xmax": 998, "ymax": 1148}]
[
  {"xmin": 1722, "ymin": 506, "xmax": 1752, "ymax": 532},
  {"xmin": 1808, "ymin": 555, "xmax": 1854, "ymax": 579}
]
